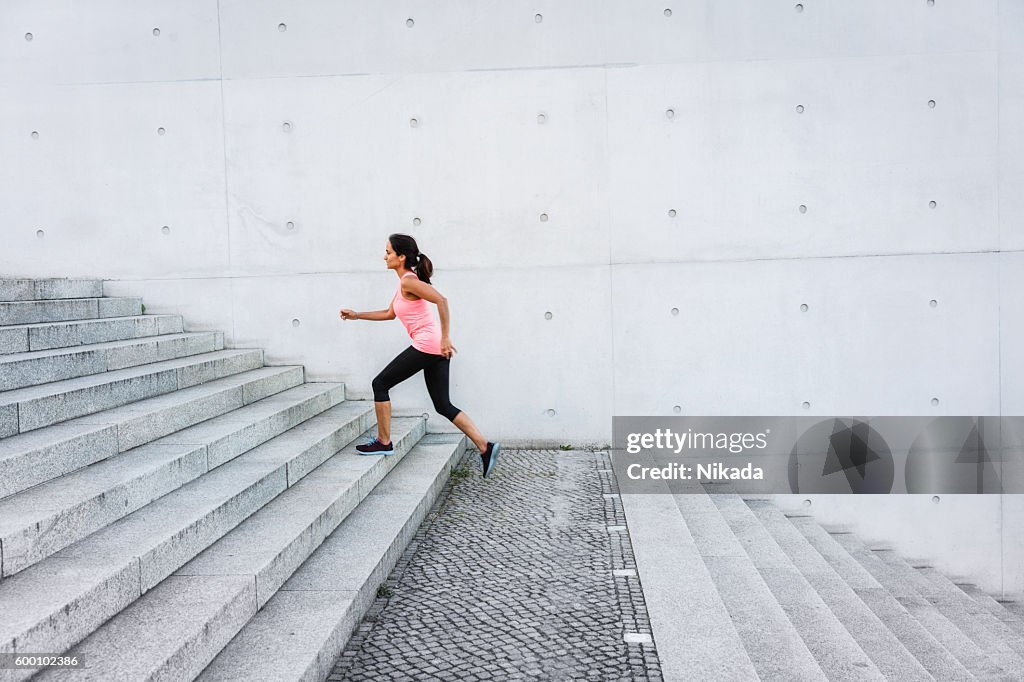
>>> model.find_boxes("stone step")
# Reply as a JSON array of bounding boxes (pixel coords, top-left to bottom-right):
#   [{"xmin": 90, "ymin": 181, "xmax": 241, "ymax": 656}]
[
  {"xmin": 804, "ymin": 520, "xmax": 1024, "ymax": 680},
  {"xmin": 691, "ymin": 491, "xmax": 886, "ymax": 681},
  {"xmin": 957, "ymin": 584, "xmax": 1024, "ymax": 638},
  {"xmin": 0, "ymin": 278, "xmax": 103, "ymax": 302},
  {"xmin": 620, "ymin": 491, "xmax": 760, "ymax": 681},
  {"xmin": 825, "ymin": 527, "xmax": 1011, "ymax": 681},
  {"xmin": 916, "ymin": 565, "xmax": 1024, "ymax": 659},
  {"xmin": 0, "ymin": 407, "xmax": 404, "ymax": 680},
  {"xmin": 873, "ymin": 547, "xmax": 1024, "ymax": 675},
  {"xmin": 0, "ymin": 382, "xmax": 347, "ymax": 578},
  {"xmin": 671, "ymin": 490, "xmax": 834, "ymax": 681},
  {"xmin": 0, "ymin": 365, "xmax": 305, "ymax": 500},
  {"xmin": 45, "ymin": 430, "xmax": 456, "ymax": 682},
  {"xmin": 197, "ymin": 433, "xmax": 465, "ymax": 682},
  {"xmin": 746, "ymin": 502, "xmax": 974, "ymax": 681},
  {"xmin": 1002, "ymin": 602, "xmax": 1024, "ymax": 627},
  {"xmin": 0, "ymin": 296, "xmax": 141, "ymax": 326},
  {"xmin": 0, "ymin": 348, "xmax": 266, "ymax": 438},
  {"xmin": 0, "ymin": 331, "xmax": 225, "ymax": 392},
  {"xmin": 0, "ymin": 314, "xmax": 184, "ymax": 355}
]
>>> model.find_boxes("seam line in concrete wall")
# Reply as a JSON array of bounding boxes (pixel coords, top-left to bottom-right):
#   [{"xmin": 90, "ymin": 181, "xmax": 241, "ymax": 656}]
[{"xmin": 215, "ymin": 0, "xmax": 236, "ymax": 346}]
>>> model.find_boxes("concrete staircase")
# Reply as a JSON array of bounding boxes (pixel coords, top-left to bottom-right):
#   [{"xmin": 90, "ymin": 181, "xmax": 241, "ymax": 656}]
[
  {"xmin": 0, "ymin": 278, "xmax": 467, "ymax": 682},
  {"xmin": 624, "ymin": 484, "xmax": 1024, "ymax": 681}
]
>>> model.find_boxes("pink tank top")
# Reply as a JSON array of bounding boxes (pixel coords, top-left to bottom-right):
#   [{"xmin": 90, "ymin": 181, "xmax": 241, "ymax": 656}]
[{"xmin": 393, "ymin": 272, "xmax": 443, "ymax": 356}]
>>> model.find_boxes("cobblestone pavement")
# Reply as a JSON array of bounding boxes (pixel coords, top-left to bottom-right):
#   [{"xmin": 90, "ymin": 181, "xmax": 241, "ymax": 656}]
[{"xmin": 329, "ymin": 449, "xmax": 663, "ymax": 681}]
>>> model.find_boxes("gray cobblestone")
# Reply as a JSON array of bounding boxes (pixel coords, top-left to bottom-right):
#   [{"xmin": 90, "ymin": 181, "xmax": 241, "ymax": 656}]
[{"xmin": 330, "ymin": 448, "xmax": 662, "ymax": 681}]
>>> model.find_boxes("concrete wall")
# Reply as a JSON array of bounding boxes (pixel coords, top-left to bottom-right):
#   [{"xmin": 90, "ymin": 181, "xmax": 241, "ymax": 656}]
[{"xmin": 1, "ymin": 2, "xmax": 1021, "ymax": 595}]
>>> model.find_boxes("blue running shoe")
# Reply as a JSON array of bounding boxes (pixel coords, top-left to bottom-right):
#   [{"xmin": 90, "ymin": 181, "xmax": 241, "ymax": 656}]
[
  {"xmin": 356, "ymin": 437, "xmax": 394, "ymax": 456},
  {"xmin": 482, "ymin": 441, "xmax": 501, "ymax": 478}
]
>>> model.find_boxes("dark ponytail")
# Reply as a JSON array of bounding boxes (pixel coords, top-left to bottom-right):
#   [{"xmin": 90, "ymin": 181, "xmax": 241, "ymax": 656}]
[{"xmin": 388, "ymin": 233, "xmax": 433, "ymax": 284}]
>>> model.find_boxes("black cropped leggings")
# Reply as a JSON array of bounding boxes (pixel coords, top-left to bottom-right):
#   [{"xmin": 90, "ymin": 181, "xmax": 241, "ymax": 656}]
[{"xmin": 371, "ymin": 346, "xmax": 462, "ymax": 422}]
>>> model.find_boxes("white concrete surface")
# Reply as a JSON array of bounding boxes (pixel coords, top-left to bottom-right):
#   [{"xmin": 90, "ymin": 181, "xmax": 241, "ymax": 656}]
[{"xmin": 1, "ymin": 2, "xmax": 1021, "ymax": 593}]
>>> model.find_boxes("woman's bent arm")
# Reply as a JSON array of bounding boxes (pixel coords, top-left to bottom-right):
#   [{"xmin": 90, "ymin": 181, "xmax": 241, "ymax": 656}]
[
  {"xmin": 358, "ymin": 309, "xmax": 394, "ymax": 321},
  {"xmin": 340, "ymin": 305, "xmax": 395, "ymax": 321}
]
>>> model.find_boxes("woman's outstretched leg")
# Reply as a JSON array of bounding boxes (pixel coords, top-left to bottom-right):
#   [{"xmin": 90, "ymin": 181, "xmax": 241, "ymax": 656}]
[
  {"xmin": 423, "ymin": 357, "xmax": 487, "ymax": 449},
  {"xmin": 423, "ymin": 356, "xmax": 501, "ymax": 477}
]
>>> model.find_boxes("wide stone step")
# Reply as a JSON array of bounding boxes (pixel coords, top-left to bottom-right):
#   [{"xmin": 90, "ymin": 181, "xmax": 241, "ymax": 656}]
[
  {"xmin": 916, "ymin": 564, "xmax": 1024, "ymax": 659},
  {"xmin": 826, "ymin": 528, "xmax": 1012, "ymax": 681},
  {"xmin": 672, "ymin": 491, "xmax": 826, "ymax": 681},
  {"xmin": 41, "ymin": 424, "xmax": 443, "ymax": 682},
  {"xmin": 0, "ymin": 296, "xmax": 141, "ymax": 326},
  {"xmin": 0, "ymin": 366, "xmax": 305, "ymax": 500},
  {"xmin": 800, "ymin": 518, "xmax": 1024, "ymax": 680},
  {"xmin": 0, "ymin": 348, "xmax": 265, "ymax": 438},
  {"xmin": 0, "ymin": 278, "xmax": 103, "ymax": 302},
  {"xmin": 1002, "ymin": 602, "xmax": 1024, "ymax": 627},
  {"xmin": 690, "ymin": 491, "xmax": 886, "ymax": 681},
  {"xmin": 0, "ymin": 314, "xmax": 184, "ymax": 355},
  {"xmin": 196, "ymin": 433, "xmax": 465, "ymax": 682},
  {"xmin": 620, "ymin": 490, "xmax": 759, "ymax": 681},
  {"xmin": 0, "ymin": 331, "xmax": 225, "ymax": 392},
  {"xmin": 872, "ymin": 546, "xmax": 1024, "ymax": 676},
  {"xmin": 958, "ymin": 583, "xmax": 1024, "ymax": 638},
  {"xmin": 746, "ymin": 502, "xmax": 973, "ymax": 681},
  {"xmin": 0, "ymin": 404, "xmax": 390, "ymax": 682},
  {"xmin": 0, "ymin": 382, "xmax": 347, "ymax": 578}
]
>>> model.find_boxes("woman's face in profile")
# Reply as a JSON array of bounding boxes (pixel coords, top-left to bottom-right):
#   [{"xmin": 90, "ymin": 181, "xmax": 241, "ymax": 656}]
[{"xmin": 384, "ymin": 241, "xmax": 399, "ymax": 269}]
